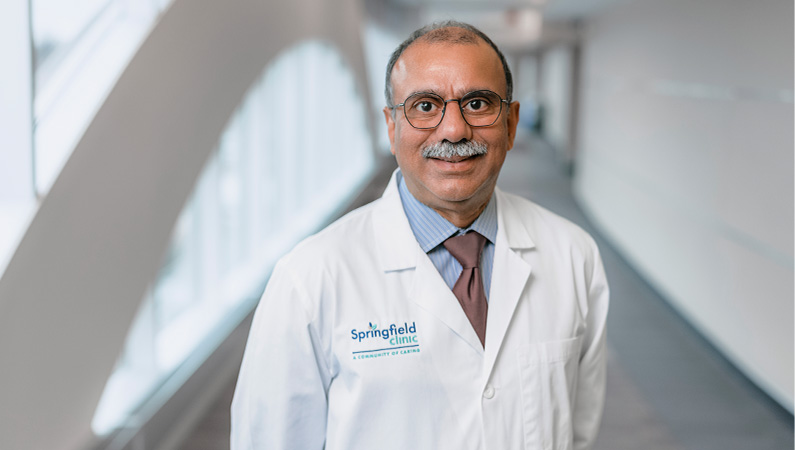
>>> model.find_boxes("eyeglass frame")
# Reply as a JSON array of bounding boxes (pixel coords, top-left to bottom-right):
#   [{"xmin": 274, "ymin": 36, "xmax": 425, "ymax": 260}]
[{"xmin": 389, "ymin": 89, "xmax": 511, "ymax": 130}]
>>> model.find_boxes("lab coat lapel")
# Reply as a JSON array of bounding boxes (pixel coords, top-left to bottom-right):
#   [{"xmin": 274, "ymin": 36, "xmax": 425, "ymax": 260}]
[
  {"xmin": 372, "ymin": 170, "xmax": 419, "ymax": 273},
  {"xmin": 410, "ymin": 248, "xmax": 485, "ymax": 354},
  {"xmin": 483, "ymin": 188, "xmax": 535, "ymax": 376},
  {"xmin": 372, "ymin": 170, "xmax": 484, "ymax": 354}
]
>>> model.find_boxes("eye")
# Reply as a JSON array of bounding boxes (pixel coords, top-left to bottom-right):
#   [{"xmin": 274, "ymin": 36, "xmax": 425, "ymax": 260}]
[
  {"xmin": 461, "ymin": 91, "xmax": 501, "ymax": 116},
  {"xmin": 407, "ymin": 95, "xmax": 443, "ymax": 115},
  {"xmin": 466, "ymin": 99, "xmax": 486, "ymax": 111},
  {"xmin": 463, "ymin": 96, "xmax": 494, "ymax": 112},
  {"xmin": 415, "ymin": 101, "xmax": 436, "ymax": 113}
]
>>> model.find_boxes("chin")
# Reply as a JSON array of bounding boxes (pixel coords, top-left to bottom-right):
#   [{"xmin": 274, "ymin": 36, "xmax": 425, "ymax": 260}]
[{"xmin": 429, "ymin": 184, "xmax": 481, "ymax": 204}]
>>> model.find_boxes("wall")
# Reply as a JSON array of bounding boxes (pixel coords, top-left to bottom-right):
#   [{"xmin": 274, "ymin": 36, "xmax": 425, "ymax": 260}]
[
  {"xmin": 0, "ymin": 0, "xmax": 374, "ymax": 449},
  {"xmin": 573, "ymin": 0, "xmax": 793, "ymax": 410},
  {"xmin": 540, "ymin": 45, "xmax": 576, "ymax": 162}
]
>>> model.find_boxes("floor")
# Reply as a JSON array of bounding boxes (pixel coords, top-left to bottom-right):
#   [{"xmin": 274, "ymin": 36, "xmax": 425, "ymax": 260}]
[{"xmin": 179, "ymin": 130, "xmax": 793, "ymax": 449}]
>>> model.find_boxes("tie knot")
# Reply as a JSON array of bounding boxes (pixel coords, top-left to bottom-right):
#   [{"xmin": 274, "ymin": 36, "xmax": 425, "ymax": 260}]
[{"xmin": 443, "ymin": 231, "xmax": 487, "ymax": 269}]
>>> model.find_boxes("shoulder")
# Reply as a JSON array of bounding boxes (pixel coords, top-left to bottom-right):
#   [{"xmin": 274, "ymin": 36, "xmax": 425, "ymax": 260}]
[
  {"xmin": 496, "ymin": 189, "xmax": 600, "ymax": 256},
  {"xmin": 279, "ymin": 196, "xmax": 382, "ymax": 272},
  {"xmin": 261, "ymin": 197, "xmax": 386, "ymax": 318},
  {"xmin": 496, "ymin": 190, "xmax": 607, "ymax": 301}
]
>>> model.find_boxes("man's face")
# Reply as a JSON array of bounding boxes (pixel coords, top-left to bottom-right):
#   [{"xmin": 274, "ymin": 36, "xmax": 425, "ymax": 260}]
[{"xmin": 384, "ymin": 38, "xmax": 520, "ymax": 222}]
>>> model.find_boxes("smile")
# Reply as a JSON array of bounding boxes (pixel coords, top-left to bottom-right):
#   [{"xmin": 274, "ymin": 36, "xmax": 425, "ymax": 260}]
[{"xmin": 429, "ymin": 154, "xmax": 482, "ymax": 163}]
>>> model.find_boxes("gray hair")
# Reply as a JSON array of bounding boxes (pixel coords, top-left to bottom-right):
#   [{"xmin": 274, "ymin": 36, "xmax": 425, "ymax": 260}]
[{"xmin": 384, "ymin": 20, "xmax": 513, "ymax": 108}]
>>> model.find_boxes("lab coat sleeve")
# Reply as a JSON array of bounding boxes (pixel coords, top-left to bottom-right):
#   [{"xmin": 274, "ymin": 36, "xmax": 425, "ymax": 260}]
[
  {"xmin": 572, "ymin": 241, "xmax": 609, "ymax": 450},
  {"xmin": 231, "ymin": 257, "xmax": 332, "ymax": 450}
]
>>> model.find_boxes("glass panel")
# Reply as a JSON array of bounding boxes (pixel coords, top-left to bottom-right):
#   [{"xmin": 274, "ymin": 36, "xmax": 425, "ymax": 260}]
[
  {"xmin": 31, "ymin": 0, "xmax": 113, "ymax": 81},
  {"xmin": 93, "ymin": 40, "xmax": 375, "ymax": 435},
  {"xmin": 31, "ymin": 0, "xmax": 171, "ymax": 197},
  {"xmin": 0, "ymin": 0, "xmax": 35, "ymax": 277}
]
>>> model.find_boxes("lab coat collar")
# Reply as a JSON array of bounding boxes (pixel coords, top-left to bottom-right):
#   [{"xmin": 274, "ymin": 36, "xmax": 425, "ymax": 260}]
[
  {"xmin": 372, "ymin": 170, "xmax": 539, "ymax": 359},
  {"xmin": 494, "ymin": 186, "xmax": 536, "ymax": 251},
  {"xmin": 372, "ymin": 171, "xmax": 537, "ymax": 271},
  {"xmin": 372, "ymin": 169, "xmax": 420, "ymax": 272}
]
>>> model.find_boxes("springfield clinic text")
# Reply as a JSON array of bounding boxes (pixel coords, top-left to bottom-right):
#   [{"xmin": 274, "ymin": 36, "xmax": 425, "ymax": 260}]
[{"xmin": 351, "ymin": 322, "xmax": 417, "ymax": 344}]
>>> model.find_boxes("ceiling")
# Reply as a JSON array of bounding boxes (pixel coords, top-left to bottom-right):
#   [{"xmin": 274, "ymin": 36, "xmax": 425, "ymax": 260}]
[
  {"xmin": 371, "ymin": 0, "xmax": 633, "ymax": 50},
  {"xmin": 383, "ymin": 0, "xmax": 628, "ymax": 20}
]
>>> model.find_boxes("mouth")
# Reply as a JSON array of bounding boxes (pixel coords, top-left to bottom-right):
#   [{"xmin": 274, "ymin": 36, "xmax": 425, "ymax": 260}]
[
  {"xmin": 427, "ymin": 153, "xmax": 484, "ymax": 172},
  {"xmin": 429, "ymin": 154, "xmax": 483, "ymax": 164}
]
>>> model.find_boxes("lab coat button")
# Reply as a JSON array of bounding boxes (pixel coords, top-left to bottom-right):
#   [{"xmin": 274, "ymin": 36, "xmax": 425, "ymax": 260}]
[{"xmin": 483, "ymin": 385, "xmax": 495, "ymax": 399}]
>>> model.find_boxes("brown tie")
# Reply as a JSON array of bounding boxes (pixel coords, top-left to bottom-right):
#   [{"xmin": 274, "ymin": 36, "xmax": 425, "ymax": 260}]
[{"xmin": 443, "ymin": 231, "xmax": 488, "ymax": 347}]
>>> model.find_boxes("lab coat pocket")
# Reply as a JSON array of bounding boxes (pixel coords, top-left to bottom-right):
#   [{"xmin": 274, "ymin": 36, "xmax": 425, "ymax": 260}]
[{"xmin": 518, "ymin": 337, "xmax": 582, "ymax": 450}]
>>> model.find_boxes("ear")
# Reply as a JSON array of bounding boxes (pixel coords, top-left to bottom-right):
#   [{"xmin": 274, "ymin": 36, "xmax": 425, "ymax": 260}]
[
  {"xmin": 383, "ymin": 107, "xmax": 397, "ymax": 155},
  {"xmin": 505, "ymin": 101, "xmax": 520, "ymax": 151}
]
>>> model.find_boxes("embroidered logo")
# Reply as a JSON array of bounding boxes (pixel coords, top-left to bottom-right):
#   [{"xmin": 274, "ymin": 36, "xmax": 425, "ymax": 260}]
[{"xmin": 350, "ymin": 321, "xmax": 420, "ymax": 360}]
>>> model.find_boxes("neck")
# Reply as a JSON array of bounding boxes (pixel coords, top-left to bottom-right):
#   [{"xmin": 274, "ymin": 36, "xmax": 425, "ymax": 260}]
[{"xmin": 433, "ymin": 198, "xmax": 489, "ymax": 228}]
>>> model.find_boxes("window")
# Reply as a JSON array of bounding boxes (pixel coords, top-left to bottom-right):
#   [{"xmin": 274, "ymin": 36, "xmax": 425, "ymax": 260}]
[
  {"xmin": 0, "ymin": 1, "xmax": 34, "ymax": 275},
  {"xmin": 0, "ymin": 0, "xmax": 169, "ymax": 279},
  {"xmin": 31, "ymin": 0, "xmax": 168, "ymax": 196},
  {"xmin": 92, "ymin": 40, "xmax": 375, "ymax": 435}
]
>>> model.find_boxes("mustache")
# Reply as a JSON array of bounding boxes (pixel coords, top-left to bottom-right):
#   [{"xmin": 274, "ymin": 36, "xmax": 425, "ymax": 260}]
[{"xmin": 421, "ymin": 140, "xmax": 488, "ymax": 159}]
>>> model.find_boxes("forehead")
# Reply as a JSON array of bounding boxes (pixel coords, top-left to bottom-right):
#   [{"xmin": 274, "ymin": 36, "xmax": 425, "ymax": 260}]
[{"xmin": 391, "ymin": 40, "xmax": 505, "ymax": 99}]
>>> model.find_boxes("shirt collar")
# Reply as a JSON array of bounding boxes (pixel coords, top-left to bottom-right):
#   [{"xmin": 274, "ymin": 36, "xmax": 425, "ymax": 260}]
[{"xmin": 397, "ymin": 170, "xmax": 498, "ymax": 253}]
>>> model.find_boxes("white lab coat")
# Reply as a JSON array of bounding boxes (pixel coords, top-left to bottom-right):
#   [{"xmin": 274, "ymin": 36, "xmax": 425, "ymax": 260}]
[{"xmin": 231, "ymin": 171, "xmax": 609, "ymax": 450}]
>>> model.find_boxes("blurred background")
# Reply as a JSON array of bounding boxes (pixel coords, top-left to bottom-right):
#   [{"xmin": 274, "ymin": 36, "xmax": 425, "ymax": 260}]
[{"xmin": 0, "ymin": 0, "xmax": 791, "ymax": 449}]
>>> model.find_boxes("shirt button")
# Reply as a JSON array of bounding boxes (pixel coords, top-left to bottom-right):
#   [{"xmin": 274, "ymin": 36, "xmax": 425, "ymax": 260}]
[{"xmin": 483, "ymin": 385, "xmax": 495, "ymax": 399}]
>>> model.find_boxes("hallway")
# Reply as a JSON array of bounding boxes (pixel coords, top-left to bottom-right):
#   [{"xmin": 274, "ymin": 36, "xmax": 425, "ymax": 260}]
[
  {"xmin": 180, "ymin": 129, "xmax": 793, "ymax": 449},
  {"xmin": 502, "ymin": 131, "xmax": 793, "ymax": 450},
  {"xmin": 2, "ymin": 2, "xmax": 792, "ymax": 448}
]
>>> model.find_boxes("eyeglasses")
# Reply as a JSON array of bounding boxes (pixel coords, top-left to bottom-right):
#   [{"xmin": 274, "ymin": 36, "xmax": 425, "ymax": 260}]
[{"xmin": 392, "ymin": 90, "xmax": 509, "ymax": 130}]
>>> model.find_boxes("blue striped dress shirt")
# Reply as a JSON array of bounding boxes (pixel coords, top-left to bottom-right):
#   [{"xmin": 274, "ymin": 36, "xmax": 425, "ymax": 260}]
[{"xmin": 396, "ymin": 172, "xmax": 497, "ymax": 300}]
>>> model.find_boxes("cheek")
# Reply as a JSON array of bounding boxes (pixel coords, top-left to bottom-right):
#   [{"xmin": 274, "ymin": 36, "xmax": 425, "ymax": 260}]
[
  {"xmin": 395, "ymin": 129, "xmax": 430, "ymax": 158},
  {"xmin": 476, "ymin": 131, "xmax": 508, "ymax": 155}
]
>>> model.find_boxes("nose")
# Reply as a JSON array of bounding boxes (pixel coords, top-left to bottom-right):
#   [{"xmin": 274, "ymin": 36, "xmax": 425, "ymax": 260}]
[{"xmin": 435, "ymin": 100, "xmax": 473, "ymax": 143}]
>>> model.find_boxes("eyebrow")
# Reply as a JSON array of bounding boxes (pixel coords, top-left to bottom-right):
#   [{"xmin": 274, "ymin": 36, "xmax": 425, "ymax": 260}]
[
  {"xmin": 403, "ymin": 89, "xmax": 443, "ymax": 99},
  {"xmin": 403, "ymin": 87, "xmax": 499, "ymax": 100}
]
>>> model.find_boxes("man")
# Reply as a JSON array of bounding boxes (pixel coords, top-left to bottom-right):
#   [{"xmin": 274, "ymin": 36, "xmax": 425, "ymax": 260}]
[{"xmin": 232, "ymin": 21, "xmax": 608, "ymax": 450}]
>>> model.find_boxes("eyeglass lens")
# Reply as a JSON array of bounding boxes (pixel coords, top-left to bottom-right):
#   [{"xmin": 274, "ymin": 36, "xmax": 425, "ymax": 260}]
[{"xmin": 403, "ymin": 90, "xmax": 504, "ymax": 129}]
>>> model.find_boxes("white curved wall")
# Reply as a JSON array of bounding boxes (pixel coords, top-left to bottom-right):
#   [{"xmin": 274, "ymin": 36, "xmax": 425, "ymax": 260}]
[
  {"xmin": 574, "ymin": 0, "xmax": 793, "ymax": 410},
  {"xmin": 0, "ymin": 1, "xmax": 374, "ymax": 449}
]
